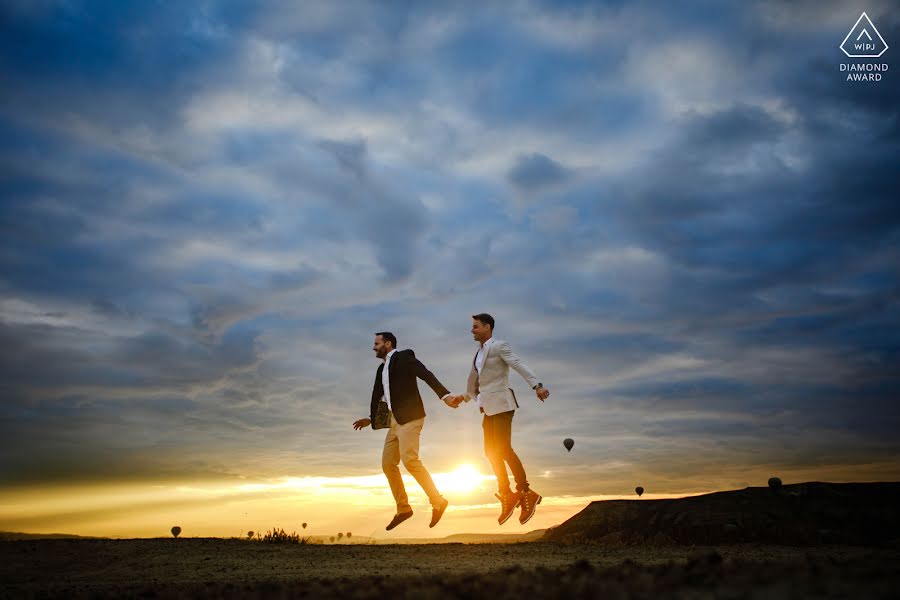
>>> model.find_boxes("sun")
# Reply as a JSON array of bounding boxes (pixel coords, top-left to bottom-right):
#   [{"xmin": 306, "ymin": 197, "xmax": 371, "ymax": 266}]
[{"xmin": 434, "ymin": 464, "xmax": 486, "ymax": 494}]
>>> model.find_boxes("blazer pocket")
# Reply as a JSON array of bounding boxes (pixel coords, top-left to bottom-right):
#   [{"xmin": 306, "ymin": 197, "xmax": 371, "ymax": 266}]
[{"xmin": 481, "ymin": 389, "xmax": 517, "ymax": 409}]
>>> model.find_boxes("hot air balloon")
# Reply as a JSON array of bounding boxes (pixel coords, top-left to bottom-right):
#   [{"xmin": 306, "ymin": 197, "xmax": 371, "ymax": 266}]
[
  {"xmin": 768, "ymin": 477, "xmax": 782, "ymax": 491},
  {"xmin": 330, "ymin": 536, "xmax": 335, "ymax": 543},
  {"xmin": 563, "ymin": 438, "xmax": 574, "ymax": 452},
  {"xmin": 302, "ymin": 522, "xmax": 307, "ymax": 529},
  {"xmin": 337, "ymin": 532, "xmax": 343, "ymax": 541},
  {"xmin": 346, "ymin": 532, "xmax": 352, "ymax": 539},
  {"xmin": 635, "ymin": 486, "xmax": 644, "ymax": 497},
  {"xmin": 171, "ymin": 526, "xmax": 181, "ymax": 538}
]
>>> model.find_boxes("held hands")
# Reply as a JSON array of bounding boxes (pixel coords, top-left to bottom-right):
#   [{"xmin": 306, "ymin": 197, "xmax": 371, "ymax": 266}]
[
  {"xmin": 352, "ymin": 418, "xmax": 371, "ymax": 430},
  {"xmin": 535, "ymin": 385, "xmax": 550, "ymax": 402},
  {"xmin": 443, "ymin": 394, "xmax": 466, "ymax": 409}
]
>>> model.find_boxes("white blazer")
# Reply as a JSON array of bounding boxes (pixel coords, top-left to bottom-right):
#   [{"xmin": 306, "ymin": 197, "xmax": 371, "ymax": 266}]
[{"xmin": 465, "ymin": 339, "xmax": 540, "ymax": 416}]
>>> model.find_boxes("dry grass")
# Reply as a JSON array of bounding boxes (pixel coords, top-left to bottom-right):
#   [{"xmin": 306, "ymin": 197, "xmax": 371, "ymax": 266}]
[{"xmin": 2, "ymin": 538, "xmax": 899, "ymax": 599}]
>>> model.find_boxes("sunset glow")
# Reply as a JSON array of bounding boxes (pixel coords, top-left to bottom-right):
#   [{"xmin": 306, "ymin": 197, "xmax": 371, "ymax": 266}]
[
  {"xmin": 4, "ymin": 460, "xmax": 879, "ymax": 539},
  {"xmin": 432, "ymin": 464, "xmax": 493, "ymax": 494}
]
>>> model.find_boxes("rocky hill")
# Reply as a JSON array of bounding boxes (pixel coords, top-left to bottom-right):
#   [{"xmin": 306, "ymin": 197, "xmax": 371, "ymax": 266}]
[{"xmin": 542, "ymin": 482, "xmax": 900, "ymax": 546}]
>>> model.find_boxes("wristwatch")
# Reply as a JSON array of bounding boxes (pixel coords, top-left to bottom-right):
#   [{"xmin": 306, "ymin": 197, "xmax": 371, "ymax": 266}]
[{"xmin": 533, "ymin": 383, "xmax": 543, "ymax": 390}]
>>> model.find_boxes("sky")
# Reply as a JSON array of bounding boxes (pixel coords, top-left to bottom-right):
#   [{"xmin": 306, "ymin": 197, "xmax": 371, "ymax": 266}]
[{"xmin": 1, "ymin": 0, "xmax": 898, "ymax": 539}]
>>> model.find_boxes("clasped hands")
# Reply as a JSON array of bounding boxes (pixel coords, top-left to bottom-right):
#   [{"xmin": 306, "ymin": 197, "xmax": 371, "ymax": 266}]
[
  {"xmin": 443, "ymin": 394, "xmax": 467, "ymax": 409},
  {"xmin": 353, "ymin": 394, "xmax": 465, "ymax": 430},
  {"xmin": 446, "ymin": 387, "xmax": 549, "ymax": 407},
  {"xmin": 355, "ymin": 389, "xmax": 546, "ymax": 429}
]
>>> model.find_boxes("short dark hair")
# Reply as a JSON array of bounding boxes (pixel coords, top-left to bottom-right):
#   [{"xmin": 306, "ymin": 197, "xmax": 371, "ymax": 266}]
[
  {"xmin": 471, "ymin": 313, "xmax": 495, "ymax": 329},
  {"xmin": 375, "ymin": 331, "xmax": 397, "ymax": 348}
]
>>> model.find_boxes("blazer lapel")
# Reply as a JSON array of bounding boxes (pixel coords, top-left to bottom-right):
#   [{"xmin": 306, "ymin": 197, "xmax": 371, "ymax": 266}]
[
  {"xmin": 387, "ymin": 352, "xmax": 398, "ymax": 395},
  {"xmin": 480, "ymin": 339, "xmax": 495, "ymax": 371},
  {"xmin": 373, "ymin": 363, "xmax": 385, "ymax": 399},
  {"xmin": 388, "ymin": 353, "xmax": 396, "ymax": 373}
]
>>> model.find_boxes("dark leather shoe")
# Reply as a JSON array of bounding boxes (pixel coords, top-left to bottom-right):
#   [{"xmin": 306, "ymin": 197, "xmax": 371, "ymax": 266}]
[
  {"xmin": 518, "ymin": 489, "xmax": 542, "ymax": 525},
  {"xmin": 429, "ymin": 497, "xmax": 449, "ymax": 528},
  {"xmin": 496, "ymin": 491, "xmax": 521, "ymax": 525},
  {"xmin": 386, "ymin": 510, "xmax": 413, "ymax": 531}
]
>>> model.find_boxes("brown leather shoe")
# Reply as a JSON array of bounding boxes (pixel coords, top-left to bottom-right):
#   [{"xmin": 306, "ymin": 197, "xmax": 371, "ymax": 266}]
[
  {"xmin": 429, "ymin": 497, "xmax": 449, "ymax": 528},
  {"xmin": 386, "ymin": 510, "xmax": 413, "ymax": 530},
  {"xmin": 518, "ymin": 489, "xmax": 542, "ymax": 525},
  {"xmin": 428, "ymin": 498, "xmax": 450, "ymax": 527},
  {"xmin": 496, "ymin": 491, "xmax": 521, "ymax": 525}
]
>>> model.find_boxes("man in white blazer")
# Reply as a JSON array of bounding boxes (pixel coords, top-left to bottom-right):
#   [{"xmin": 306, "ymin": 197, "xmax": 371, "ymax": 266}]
[{"xmin": 458, "ymin": 313, "xmax": 550, "ymax": 525}]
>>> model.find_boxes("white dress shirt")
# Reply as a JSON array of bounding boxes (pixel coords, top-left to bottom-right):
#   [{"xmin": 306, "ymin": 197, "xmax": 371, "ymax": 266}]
[
  {"xmin": 381, "ymin": 349, "xmax": 397, "ymax": 411},
  {"xmin": 474, "ymin": 337, "xmax": 494, "ymax": 408}
]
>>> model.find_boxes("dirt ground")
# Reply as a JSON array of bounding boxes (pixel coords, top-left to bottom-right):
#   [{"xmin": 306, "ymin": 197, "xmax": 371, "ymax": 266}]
[{"xmin": 2, "ymin": 539, "xmax": 899, "ymax": 599}]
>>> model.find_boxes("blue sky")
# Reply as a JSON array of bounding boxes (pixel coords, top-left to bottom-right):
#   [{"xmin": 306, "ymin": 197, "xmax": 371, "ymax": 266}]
[{"xmin": 1, "ymin": 0, "xmax": 899, "ymax": 534}]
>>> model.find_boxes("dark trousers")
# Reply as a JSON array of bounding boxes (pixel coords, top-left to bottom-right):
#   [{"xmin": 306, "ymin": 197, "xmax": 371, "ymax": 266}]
[{"xmin": 482, "ymin": 409, "xmax": 528, "ymax": 493}]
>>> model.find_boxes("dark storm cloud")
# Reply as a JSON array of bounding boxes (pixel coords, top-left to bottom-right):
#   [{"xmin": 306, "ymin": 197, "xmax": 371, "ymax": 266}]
[
  {"xmin": 0, "ymin": 313, "xmax": 310, "ymax": 486},
  {"xmin": 317, "ymin": 138, "xmax": 430, "ymax": 282},
  {"xmin": 0, "ymin": 1, "xmax": 236, "ymax": 131},
  {"xmin": 508, "ymin": 153, "xmax": 571, "ymax": 192},
  {"xmin": 0, "ymin": 112, "xmax": 260, "ymax": 302},
  {"xmin": 0, "ymin": 317, "xmax": 262, "ymax": 408},
  {"xmin": 581, "ymin": 70, "xmax": 899, "ymax": 325},
  {"xmin": 118, "ymin": 328, "xmax": 261, "ymax": 382},
  {"xmin": 317, "ymin": 139, "xmax": 368, "ymax": 180},
  {"xmin": 268, "ymin": 265, "xmax": 322, "ymax": 292}
]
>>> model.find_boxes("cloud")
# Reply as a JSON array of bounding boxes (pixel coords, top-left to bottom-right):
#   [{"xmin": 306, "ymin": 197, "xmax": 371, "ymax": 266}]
[
  {"xmin": 0, "ymin": 0, "xmax": 898, "ymax": 500},
  {"xmin": 508, "ymin": 152, "xmax": 571, "ymax": 192},
  {"xmin": 316, "ymin": 137, "xmax": 431, "ymax": 282}
]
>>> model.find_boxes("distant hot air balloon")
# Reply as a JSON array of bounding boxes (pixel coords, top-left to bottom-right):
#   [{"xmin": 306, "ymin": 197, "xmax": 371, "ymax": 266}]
[
  {"xmin": 330, "ymin": 536, "xmax": 335, "ymax": 543},
  {"xmin": 635, "ymin": 486, "xmax": 644, "ymax": 497},
  {"xmin": 171, "ymin": 526, "xmax": 181, "ymax": 538},
  {"xmin": 346, "ymin": 532, "xmax": 352, "ymax": 539},
  {"xmin": 337, "ymin": 532, "xmax": 343, "ymax": 541},
  {"xmin": 302, "ymin": 522, "xmax": 307, "ymax": 529},
  {"xmin": 563, "ymin": 438, "xmax": 574, "ymax": 452},
  {"xmin": 768, "ymin": 477, "xmax": 782, "ymax": 491}
]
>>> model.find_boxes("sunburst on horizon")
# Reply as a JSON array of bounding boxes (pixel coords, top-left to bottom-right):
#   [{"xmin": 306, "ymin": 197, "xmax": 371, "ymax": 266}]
[{"xmin": 431, "ymin": 464, "xmax": 493, "ymax": 494}]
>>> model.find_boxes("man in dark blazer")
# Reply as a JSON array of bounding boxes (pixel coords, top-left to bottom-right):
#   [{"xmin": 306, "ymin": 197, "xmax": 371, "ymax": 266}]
[{"xmin": 353, "ymin": 332, "xmax": 461, "ymax": 530}]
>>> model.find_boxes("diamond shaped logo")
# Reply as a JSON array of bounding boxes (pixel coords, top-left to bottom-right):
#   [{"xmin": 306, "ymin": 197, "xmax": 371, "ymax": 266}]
[{"xmin": 840, "ymin": 12, "xmax": 889, "ymax": 58}]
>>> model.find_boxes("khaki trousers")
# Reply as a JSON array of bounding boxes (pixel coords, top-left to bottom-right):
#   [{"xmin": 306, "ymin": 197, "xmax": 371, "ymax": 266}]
[{"xmin": 382, "ymin": 414, "xmax": 442, "ymax": 512}]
